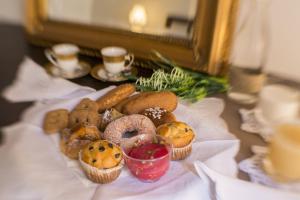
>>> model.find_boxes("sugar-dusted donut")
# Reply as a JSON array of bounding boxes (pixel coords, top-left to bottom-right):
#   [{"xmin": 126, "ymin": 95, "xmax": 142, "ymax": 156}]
[{"xmin": 103, "ymin": 114, "xmax": 156, "ymax": 144}]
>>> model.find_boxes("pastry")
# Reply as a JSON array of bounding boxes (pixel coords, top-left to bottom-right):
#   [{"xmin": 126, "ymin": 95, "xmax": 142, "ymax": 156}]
[
  {"xmin": 157, "ymin": 121, "xmax": 195, "ymax": 160},
  {"xmin": 113, "ymin": 92, "xmax": 152, "ymax": 113},
  {"xmin": 73, "ymin": 98, "xmax": 99, "ymax": 112},
  {"xmin": 100, "ymin": 108, "xmax": 124, "ymax": 131},
  {"xmin": 140, "ymin": 107, "xmax": 176, "ymax": 127},
  {"xmin": 69, "ymin": 109, "xmax": 100, "ymax": 128},
  {"xmin": 122, "ymin": 91, "xmax": 178, "ymax": 114},
  {"xmin": 43, "ymin": 109, "xmax": 69, "ymax": 134},
  {"xmin": 96, "ymin": 84, "xmax": 136, "ymax": 113},
  {"xmin": 79, "ymin": 140, "xmax": 123, "ymax": 183},
  {"xmin": 60, "ymin": 124, "xmax": 101, "ymax": 159},
  {"xmin": 103, "ymin": 114, "xmax": 156, "ymax": 144}
]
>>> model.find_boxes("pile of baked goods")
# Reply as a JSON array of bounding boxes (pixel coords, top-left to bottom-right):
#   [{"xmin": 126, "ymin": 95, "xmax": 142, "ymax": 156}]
[{"xmin": 43, "ymin": 83, "xmax": 195, "ymax": 183}]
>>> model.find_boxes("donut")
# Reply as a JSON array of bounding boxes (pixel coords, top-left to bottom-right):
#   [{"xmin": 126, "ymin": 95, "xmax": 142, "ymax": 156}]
[
  {"xmin": 96, "ymin": 84, "xmax": 136, "ymax": 113},
  {"xmin": 103, "ymin": 114, "xmax": 156, "ymax": 144},
  {"xmin": 122, "ymin": 91, "xmax": 178, "ymax": 114}
]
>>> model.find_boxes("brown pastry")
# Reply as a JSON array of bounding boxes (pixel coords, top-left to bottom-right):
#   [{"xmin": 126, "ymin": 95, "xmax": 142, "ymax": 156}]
[
  {"xmin": 100, "ymin": 108, "xmax": 124, "ymax": 131},
  {"xmin": 140, "ymin": 107, "xmax": 176, "ymax": 127},
  {"xmin": 69, "ymin": 109, "xmax": 100, "ymax": 128},
  {"xmin": 114, "ymin": 92, "xmax": 153, "ymax": 113},
  {"xmin": 60, "ymin": 124, "xmax": 101, "ymax": 159},
  {"xmin": 43, "ymin": 109, "xmax": 69, "ymax": 134},
  {"xmin": 122, "ymin": 91, "xmax": 178, "ymax": 114},
  {"xmin": 96, "ymin": 84, "xmax": 136, "ymax": 113},
  {"xmin": 73, "ymin": 98, "xmax": 99, "ymax": 112}
]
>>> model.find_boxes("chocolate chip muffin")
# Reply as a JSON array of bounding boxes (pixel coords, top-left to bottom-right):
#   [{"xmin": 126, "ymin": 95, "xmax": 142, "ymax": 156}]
[{"xmin": 79, "ymin": 140, "xmax": 123, "ymax": 184}]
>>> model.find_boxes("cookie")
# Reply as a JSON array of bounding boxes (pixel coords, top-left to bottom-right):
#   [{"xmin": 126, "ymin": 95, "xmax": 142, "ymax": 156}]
[
  {"xmin": 122, "ymin": 91, "xmax": 178, "ymax": 114},
  {"xmin": 43, "ymin": 109, "xmax": 69, "ymax": 134},
  {"xmin": 96, "ymin": 84, "xmax": 136, "ymax": 113},
  {"xmin": 73, "ymin": 98, "xmax": 99, "ymax": 112},
  {"xmin": 140, "ymin": 107, "xmax": 176, "ymax": 127},
  {"xmin": 69, "ymin": 109, "xmax": 100, "ymax": 128}
]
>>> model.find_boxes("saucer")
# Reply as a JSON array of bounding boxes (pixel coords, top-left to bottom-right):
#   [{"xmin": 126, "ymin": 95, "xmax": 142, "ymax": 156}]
[
  {"xmin": 90, "ymin": 64, "xmax": 137, "ymax": 82},
  {"xmin": 45, "ymin": 61, "xmax": 91, "ymax": 79}
]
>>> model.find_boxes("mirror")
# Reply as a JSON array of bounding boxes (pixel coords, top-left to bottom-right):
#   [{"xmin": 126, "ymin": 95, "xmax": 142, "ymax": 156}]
[
  {"xmin": 26, "ymin": 0, "xmax": 239, "ymax": 75},
  {"xmin": 48, "ymin": 0, "xmax": 197, "ymax": 40}
]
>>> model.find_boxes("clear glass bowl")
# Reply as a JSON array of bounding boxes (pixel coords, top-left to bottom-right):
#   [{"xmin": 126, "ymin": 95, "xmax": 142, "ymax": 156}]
[{"xmin": 121, "ymin": 134, "xmax": 171, "ymax": 182}]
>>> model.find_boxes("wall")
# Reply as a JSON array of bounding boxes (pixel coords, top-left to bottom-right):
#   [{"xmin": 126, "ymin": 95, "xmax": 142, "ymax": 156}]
[
  {"xmin": 0, "ymin": 0, "xmax": 299, "ymax": 82},
  {"xmin": 0, "ymin": 0, "xmax": 24, "ymax": 24},
  {"xmin": 232, "ymin": 0, "xmax": 300, "ymax": 82}
]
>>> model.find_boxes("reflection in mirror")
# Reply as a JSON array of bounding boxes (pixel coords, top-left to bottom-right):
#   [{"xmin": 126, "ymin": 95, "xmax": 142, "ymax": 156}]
[{"xmin": 47, "ymin": 0, "xmax": 198, "ymax": 39}]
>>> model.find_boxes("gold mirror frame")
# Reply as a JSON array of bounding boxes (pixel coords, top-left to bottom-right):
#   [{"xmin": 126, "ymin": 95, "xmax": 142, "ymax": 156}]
[{"xmin": 26, "ymin": 0, "xmax": 239, "ymax": 75}]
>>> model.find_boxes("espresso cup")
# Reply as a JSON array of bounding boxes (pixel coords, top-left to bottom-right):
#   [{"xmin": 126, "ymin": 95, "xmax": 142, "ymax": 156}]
[
  {"xmin": 258, "ymin": 84, "xmax": 300, "ymax": 123},
  {"xmin": 101, "ymin": 46, "xmax": 134, "ymax": 75},
  {"xmin": 45, "ymin": 43, "xmax": 80, "ymax": 74},
  {"xmin": 263, "ymin": 123, "xmax": 300, "ymax": 181}
]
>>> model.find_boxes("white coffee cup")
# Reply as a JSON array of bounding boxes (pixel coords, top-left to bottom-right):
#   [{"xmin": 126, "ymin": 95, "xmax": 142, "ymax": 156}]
[
  {"xmin": 258, "ymin": 84, "xmax": 300, "ymax": 123},
  {"xmin": 101, "ymin": 46, "xmax": 134, "ymax": 75},
  {"xmin": 45, "ymin": 43, "xmax": 80, "ymax": 74}
]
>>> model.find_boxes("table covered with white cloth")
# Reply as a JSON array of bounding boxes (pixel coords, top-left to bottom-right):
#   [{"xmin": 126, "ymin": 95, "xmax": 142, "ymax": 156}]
[{"xmin": 1, "ymin": 58, "xmax": 298, "ymax": 200}]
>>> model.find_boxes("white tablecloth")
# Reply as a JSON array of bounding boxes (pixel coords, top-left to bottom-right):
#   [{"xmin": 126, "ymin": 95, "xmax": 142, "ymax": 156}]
[{"xmin": 1, "ymin": 57, "xmax": 296, "ymax": 200}]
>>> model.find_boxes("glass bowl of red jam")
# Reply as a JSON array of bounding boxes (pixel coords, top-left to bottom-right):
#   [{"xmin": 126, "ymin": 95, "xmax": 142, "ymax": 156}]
[{"xmin": 121, "ymin": 134, "xmax": 171, "ymax": 182}]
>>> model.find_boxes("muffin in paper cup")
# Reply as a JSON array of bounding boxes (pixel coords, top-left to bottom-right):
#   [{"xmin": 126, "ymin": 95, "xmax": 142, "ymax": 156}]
[
  {"xmin": 171, "ymin": 140, "xmax": 194, "ymax": 160},
  {"xmin": 157, "ymin": 121, "xmax": 195, "ymax": 160},
  {"xmin": 79, "ymin": 140, "xmax": 124, "ymax": 184}
]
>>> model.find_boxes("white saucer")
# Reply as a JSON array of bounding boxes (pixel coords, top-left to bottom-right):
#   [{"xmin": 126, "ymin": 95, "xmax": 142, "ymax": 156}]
[
  {"xmin": 254, "ymin": 107, "xmax": 300, "ymax": 126},
  {"xmin": 90, "ymin": 64, "xmax": 137, "ymax": 82},
  {"xmin": 45, "ymin": 61, "xmax": 91, "ymax": 79}
]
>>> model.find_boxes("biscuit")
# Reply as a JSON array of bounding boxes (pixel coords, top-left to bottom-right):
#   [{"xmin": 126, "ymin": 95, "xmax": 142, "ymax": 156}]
[
  {"xmin": 140, "ymin": 107, "xmax": 176, "ymax": 127},
  {"xmin": 69, "ymin": 109, "xmax": 100, "ymax": 128},
  {"xmin": 43, "ymin": 109, "xmax": 69, "ymax": 134},
  {"xmin": 96, "ymin": 84, "xmax": 136, "ymax": 113},
  {"xmin": 73, "ymin": 98, "xmax": 99, "ymax": 112},
  {"xmin": 122, "ymin": 91, "xmax": 178, "ymax": 114}
]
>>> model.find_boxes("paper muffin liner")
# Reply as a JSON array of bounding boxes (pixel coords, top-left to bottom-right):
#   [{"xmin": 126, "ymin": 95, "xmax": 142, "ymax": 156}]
[
  {"xmin": 79, "ymin": 151, "xmax": 123, "ymax": 184},
  {"xmin": 171, "ymin": 140, "xmax": 193, "ymax": 160}
]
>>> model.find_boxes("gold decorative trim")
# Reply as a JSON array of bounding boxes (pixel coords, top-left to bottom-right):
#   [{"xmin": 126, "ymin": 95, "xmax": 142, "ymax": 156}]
[
  {"xmin": 103, "ymin": 56, "xmax": 125, "ymax": 63},
  {"xmin": 26, "ymin": 0, "xmax": 239, "ymax": 75}
]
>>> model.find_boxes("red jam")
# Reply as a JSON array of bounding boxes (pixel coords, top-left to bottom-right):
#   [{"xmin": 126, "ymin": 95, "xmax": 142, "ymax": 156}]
[{"xmin": 125, "ymin": 142, "xmax": 170, "ymax": 182}]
